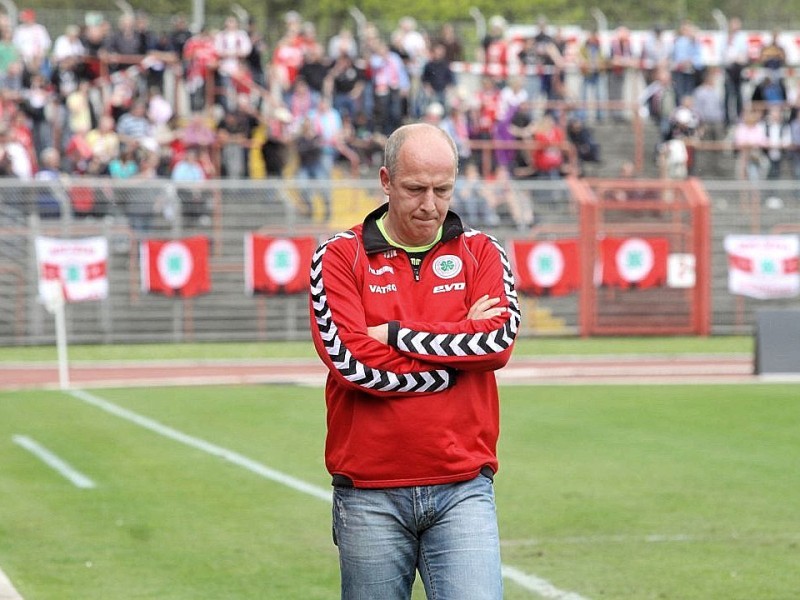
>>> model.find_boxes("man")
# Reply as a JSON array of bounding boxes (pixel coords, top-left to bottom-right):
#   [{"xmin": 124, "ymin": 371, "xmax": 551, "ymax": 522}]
[{"xmin": 309, "ymin": 123, "xmax": 520, "ymax": 599}]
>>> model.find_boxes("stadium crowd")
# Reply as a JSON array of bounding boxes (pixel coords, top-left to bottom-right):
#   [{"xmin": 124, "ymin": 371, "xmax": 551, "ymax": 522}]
[{"xmin": 1, "ymin": 8, "xmax": 799, "ymax": 225}]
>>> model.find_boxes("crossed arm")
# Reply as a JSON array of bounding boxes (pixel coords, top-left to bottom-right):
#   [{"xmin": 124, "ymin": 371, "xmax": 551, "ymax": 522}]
[{"xmin": 366, "ymin": 294, "xmax": 507, "ymax": 344}]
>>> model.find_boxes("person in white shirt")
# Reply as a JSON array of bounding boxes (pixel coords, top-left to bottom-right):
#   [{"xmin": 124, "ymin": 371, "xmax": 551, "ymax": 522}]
[
  {"xmin": 52, "ymin": 25, "xmax": 85, "ymax": 64},
  {"xmin": 12, "ymin": 9, "xmax": 51, "ymax": 72}
]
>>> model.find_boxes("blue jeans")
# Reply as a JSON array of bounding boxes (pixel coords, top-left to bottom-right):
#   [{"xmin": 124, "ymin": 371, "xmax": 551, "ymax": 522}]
[{"xmin": 332, "ymin": 473, "xmax": 502, "ymax": 600}]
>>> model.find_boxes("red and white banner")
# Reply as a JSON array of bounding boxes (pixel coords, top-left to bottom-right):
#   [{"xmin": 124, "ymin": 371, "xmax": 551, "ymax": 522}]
[
  {"xmin": 510, "ymin": 239, "xmax": 580, "ymax": 296},
  {"xmin": 724, "ymin": 235, "xmax": 800, "ymax": 299},
  {"xmin": 35, "ymin": 236, "xmax": 108, "ymax": 302},
  {"xmin": 245, "ymin": 235, "xmax": 316, "ymax": 295},
  {"xmin": 599, "ymin": 237, "xmax": 669, "ymax": 290},
  {"xmin": 140, "ymin": 236, "xmax": 211, "ymax": 297}
]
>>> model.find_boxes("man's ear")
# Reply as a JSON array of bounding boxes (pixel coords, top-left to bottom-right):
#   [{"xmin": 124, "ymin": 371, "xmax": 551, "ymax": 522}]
[{"xmin": 379, "ymin": 166, "xmax": 391, "ymax": 195}]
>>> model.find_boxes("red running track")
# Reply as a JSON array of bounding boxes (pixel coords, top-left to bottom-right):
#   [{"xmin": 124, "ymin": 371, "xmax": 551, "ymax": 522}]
[{"xmin": 0, "ymin": 355, "xmax": 757, "ymax": 391}]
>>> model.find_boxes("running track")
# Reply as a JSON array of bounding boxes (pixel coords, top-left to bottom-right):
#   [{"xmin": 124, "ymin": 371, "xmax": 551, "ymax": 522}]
[{"xmin": 0, "ymin": 354, "xmax": 759, "ymax": 391}]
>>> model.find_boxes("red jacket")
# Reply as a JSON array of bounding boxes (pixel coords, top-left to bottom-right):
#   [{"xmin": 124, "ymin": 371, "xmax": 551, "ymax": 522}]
[{"xmin": 309, "ymin": 204, "xmax": 520, "ymax": 488}]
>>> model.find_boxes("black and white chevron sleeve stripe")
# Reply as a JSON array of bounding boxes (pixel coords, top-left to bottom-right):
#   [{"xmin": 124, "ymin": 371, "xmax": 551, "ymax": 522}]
[
  {"xmin": 310, "ymin": 232, "xmax": 455, "ymax": 393},
  {"xmin": 395, "ymin": 231, "xmax": 521, "ymax": 357}
]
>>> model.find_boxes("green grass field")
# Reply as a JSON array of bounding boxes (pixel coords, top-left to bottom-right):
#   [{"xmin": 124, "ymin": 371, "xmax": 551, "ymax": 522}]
[
  {"xmin": 0, "ymin": 335, "xmax": 753, "ymax": 363},
  {"xmin": 1, "ymin": 378, "xmax": 797, "ymax": 599}
]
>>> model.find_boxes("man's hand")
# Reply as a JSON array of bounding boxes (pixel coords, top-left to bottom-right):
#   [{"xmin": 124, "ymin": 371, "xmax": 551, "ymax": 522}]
[
  {"xmin": 367, "ymin": 323, "xmax": 389, "ymax": 344},
  {"xmin": 367, "ymin": 295, "xmax": 505, "ymax": 344},
  {"xmin": 468, "ymin": 295, "xmax": 507, "ymax": 320}
]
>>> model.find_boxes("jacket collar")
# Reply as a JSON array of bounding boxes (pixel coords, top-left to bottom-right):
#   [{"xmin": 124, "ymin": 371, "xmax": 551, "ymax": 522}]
[{"xmin": 361, "ymin": 203, "xmax": 465, "ymax": 254}]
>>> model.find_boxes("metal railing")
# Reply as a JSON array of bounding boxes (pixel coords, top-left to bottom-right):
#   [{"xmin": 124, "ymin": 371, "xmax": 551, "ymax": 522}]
[{"xmin": 1, "ymin": 176, "xmax": 798, "ymax": 346}]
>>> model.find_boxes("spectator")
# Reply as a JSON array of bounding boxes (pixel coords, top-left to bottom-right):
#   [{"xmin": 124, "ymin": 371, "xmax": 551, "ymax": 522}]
[
  {"xmin": 128, "ymin": 150, "xmax": 160, "ymax": 233},
  {"xmin": 20, "ymin": 74, "xmax": 54, "ymax": 154},
  {"xmin": 436, "ymin": 23, "xmax": 464, "ymax": 63},
  {"xmin": 102, "ymin": 13, "xmax": 146, "ymax": 73},
  {"xmin": 532, "ymin": 113, "xmax": 565, "ymax": 181},
  {"xmin": 215, "ymin": 16, "xmax": 252, "ymax": 109},
  {"xmin": 480, "ymin": 15, "xmax": 508, "ymax": 79},
  {"xmin": 578, "ymin": 28, "xmax": 607, "ymax": 122},
  {"xmin": 171, "ymin": 145, "xmax": 210, "ymax": 224},
  {"xmin": 86, "ymin": 114, "xmax": 120, "ymax": 169},
  {"xmin": 671, "ymin": 20, "xmax": 703, "ymax": 103},
  {"xmin": 298, "ymin": 42, "xmax": 331, "ymax": 96},
  {"xmin": 116, "ymin": 99, "xmax": 155, "ymax": 148},
  {"xmin": 168, "ymin": 15, "xmax": 193, "ymax": 58},
  {"xmin": 0, "ymin": 124, "xmax": 33, "ymax": 179},
  {"xmin": 369, "ymin": 40, "xmax": 409, "ymax": 136},
  {"xmin": 759, "ymin": 28, "xmax": 786, "ymax": 73},
  {"xmin": 532, "ymin": 17, "xmax": 563, "ymax": 101},
  {"xmin": 108, "ymin": 143, "xmax": 139, "ymax": 179},
  {"xmin": 420, "ymin": 42, "xmax": 455, "ymax": 113},
  {"xmin": 261, "ymin": 99, "xmax": 292, "ymax": 178},
  {"xmin": 640, "ymin": 67, "xmax": 678, "ymax": 141},
  {"xmin": 288, "ymin": 77, "xmax": 318, "ymax": 123},
  {"xmin": 640, "ymin": 24, "xmax": 671, "ymax": 85},
  {"xmin": 293, "ymin": 115, "xmax": 326, "ymax": 220},
  {"xmin": 720, "ymin": 17, "xmax": 749, "ymax": 127},
  {"xmin": 494, "ymin": 76, "xmax": 529, "ymax": 168},
  {"xmin": 0, "ymin": 26, "xmax": 20, "ymax": 84},
  {"xmin": 217, "ymin": 94, "xmax": 257, "ymax": 179},
  {"xmin": 762, "ymin": 106, "xmax": 790, "ymax": 179},
  {"xmin": 734, "ymin": 108, "xmax": 768, "ymax": 181},
  {"xmin": 65, "ymin": 79, "xmax": 94, "ymax": 141},
  {"xmin": 244, "ymin": 18, "xmax": 267, "ymax": 88},
  {"xmin": 34, "ymin": 146, "xmax": 63, "ymax": 218},
  {"xmin": 327, "ymin": 26, "xmax": 358, "ymax": 61},
  {"xmin": 440, "ymin": 102, "xmax": 473, "ymax": 171},
  {"xmin": 693, "ymin": 68, "xmax": 725, "ymax": 142},
  {"xmin": 270, "ymin": 32, "xmax": 305, "ymax": 99},
  {"xmin": 608, "ymin": 27, "xmax": 634, "ymax": 121},
  {"xmin": 182, "ymin": 27, "xmax": 218, "ymax": 112},
  {"xmin": 12, "ymin": 9, "xmax": 51, "ymax": 76},
  {"xmin": 566, "ymin": 118, "xmax": 601, "ymax": 173},
  {"xmin": 52, "ymin": 24, "xmax": 85, "ymax": 65},
  {"xmin": 751, "ymin": 72, "xmax": 786, "ymax": 106},
  {"xmin": 326, "ymin": 52, "xmax": 366, "ymax": 121}
]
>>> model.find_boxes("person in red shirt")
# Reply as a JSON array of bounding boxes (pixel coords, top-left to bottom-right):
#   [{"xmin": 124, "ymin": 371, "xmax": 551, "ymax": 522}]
[
  {"xmin": 309, "ymin": 123, "xmax": 519, "ymax": 599},
  {"xmin": 532, "ymin": 113, "xmax": 565, "ymax": 178}
]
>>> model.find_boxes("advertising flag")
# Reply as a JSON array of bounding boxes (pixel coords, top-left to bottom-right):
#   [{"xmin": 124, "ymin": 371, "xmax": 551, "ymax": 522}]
[
  {"xmin": 510, "ymin": 239, "xmax": 580, "ymax": 296},
  {"xmin": 34, "ymin": 236, "xmax": 109, "ymax": 302},
  {"xmin": 140, "ymin": 236, "xmax": 211, "ymax": 297},
  {"xmin": 724, "ymin": 234, "xmax": 800, "ymax": 299},
  {"xmin": 600, "ymin": 237, "xmax": 669, "ymax": 289},
  {"xmin": 245, "ymin": 235, "xmax": 316, "ymax": 294}
]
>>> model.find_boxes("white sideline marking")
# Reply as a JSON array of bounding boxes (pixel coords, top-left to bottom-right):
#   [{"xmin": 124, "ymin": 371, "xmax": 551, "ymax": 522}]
[
  {"xmin": 503, "ymin": 566, "xmax": 589, "ymax": 600},
  {"xmin": 0, "ymin": 566, "xmax": 24, "ymax": 600},
  {"xmin": 12, "ymin": 435, "xmax": 95, "ymax": 489},
  {"xmin": 69, "ymin": 389, "xmax": 589, "ymax": 599},
  {"xmin": 67, "ymin": 389, "xmax": 332, "ymax": 502}
]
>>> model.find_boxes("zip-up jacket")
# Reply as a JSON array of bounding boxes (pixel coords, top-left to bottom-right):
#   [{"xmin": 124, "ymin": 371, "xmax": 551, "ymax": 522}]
[{"xmin": 309, "ymin": 204, "xmax": 520, "ymax": 488}]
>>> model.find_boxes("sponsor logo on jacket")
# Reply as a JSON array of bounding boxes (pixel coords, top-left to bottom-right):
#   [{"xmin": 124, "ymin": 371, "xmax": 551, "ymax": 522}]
[
  {"xmin": 369, "ymin": 265, "xmax": 395, "ymax": 276},
  {"xmin": 433, "ymin": 282, "xmax": 466, "ymax": 294},
  {"xmin": 369, "ymin": 283, "xmax": 397, "ymax": 294}
]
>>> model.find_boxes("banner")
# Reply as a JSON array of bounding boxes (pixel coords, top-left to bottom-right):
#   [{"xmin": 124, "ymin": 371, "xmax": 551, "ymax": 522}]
[
  {"xmin": 724, "ymin": 235, "xmax": 800, "ymax": 299},
  {"xmin": 510, "ymin": 239, "xmax": 580, "ymax": 296},
  {"xmin": 245, "ymin": 235, "xmax": 316, "ymax": 295},
  {"xmin": 35, "ymin": 236, "xmax": 108, "ymax": 302},
  {"xmin": 140, "ymin": 236, "xmax": 211, "ymax": 297},
  {"xmin": 600, "ymin": 237, "xmax": 669, "ymax": 289}
]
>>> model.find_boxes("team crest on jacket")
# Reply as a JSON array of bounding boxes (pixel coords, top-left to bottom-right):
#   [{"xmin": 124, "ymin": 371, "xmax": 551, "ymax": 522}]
[{"xmin": 432, "ymin": 255, "xmax": 462, "ymax": 279}]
